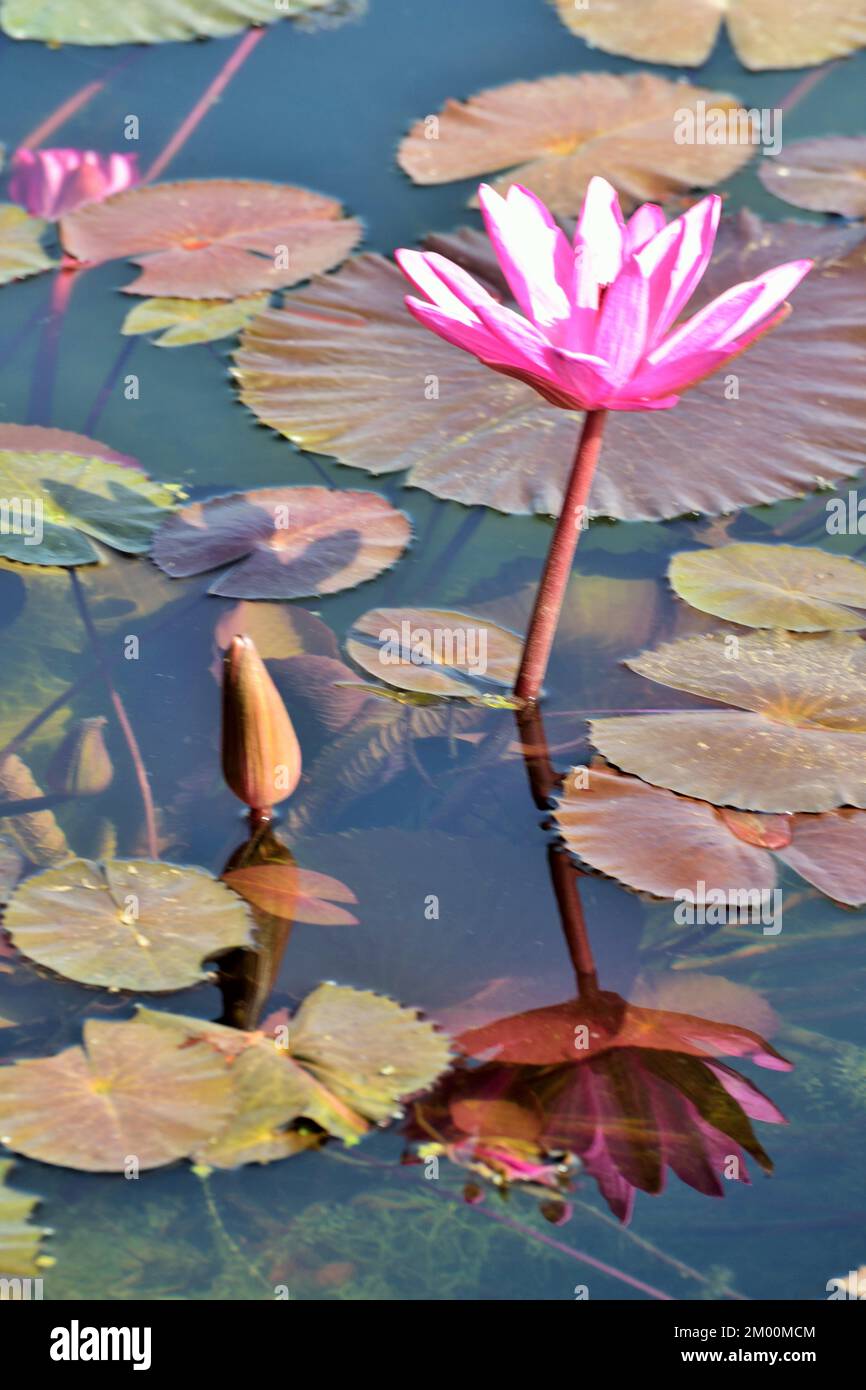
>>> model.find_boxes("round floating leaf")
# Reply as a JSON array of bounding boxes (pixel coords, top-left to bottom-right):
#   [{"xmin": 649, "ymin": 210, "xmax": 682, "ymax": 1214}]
[
  {"xmin": 397, "ymin": 73, "xmax": 750, "ymax": 215},
  {"xmin": 0, "ymin": 0, "xmax": 337, "ymax": 45},
  {"xmin": 759, "ymin": 137, "xmax": 866, "ymax": 216},
  {"xmin": 0, "ymin": 1160, "xmax": 51, "ymax": 1279},
  {"xmin": 553, "ymin": 0, "xmax": 866, "ymax": 71},
  {"xmin": 122, "ymin": 293, "xmax": 269, "ymax": 347},
  {"xmin": 0, "ymin": 447, "xmax": 177, "ymax": 565},
  {"xmin": 139, "ymin": 986, "xmax": 452, "ymax": 1165},
  {"xmin": 669, "ymin": 543, "xmax": 866, "ymax": 631},
  {"xmin": 235, "ymin": 215, "xmax": 866, "ymax": 520},
  {"xmin": 773, "ymin": 809, "xmax": 866, "ymax": 906},
  {"xmin": 151, "ymin": 486, "xmax": 411, "ymax": 599},
  {"xmin": 213, "ymin": 600, "xmax": 338, "ymax": 661},
  {"xmin": 0, "ymin": 204, "xmax": 55, "ymax": 286},
  {"xmin": 344, "ymin": 607, "xmax": 522, "ymax": 698},
  {"xmin": 554, "ymin": 763, "xmax": 776, "ymax": 898},
  {"xmin": 223, "ymin": 863, "xmax": 358, "ymax": 925},
  {"xmin": 289, "ymin": 983, "xmax": 452, "ymax": 1125},
  {"xmin": 0, "ymin": 1015, "xmax": 235, "ymax": 1171},
  {"xmin": 61, "ymin": 180, "xmax": 362, "ymax": 299},
  {"xmin": 591, "ymin": 631, "xmax": 866, "ymax": 812},
  {"xmin": 4, "ymin": 858, "xmax": 255, "ymax": 991}
]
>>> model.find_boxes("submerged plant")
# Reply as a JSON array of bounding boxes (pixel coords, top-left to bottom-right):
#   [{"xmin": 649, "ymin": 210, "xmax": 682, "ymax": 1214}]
[{"xmin": 396, "ymin": 177, "xmax": 812, "ymax": 700}]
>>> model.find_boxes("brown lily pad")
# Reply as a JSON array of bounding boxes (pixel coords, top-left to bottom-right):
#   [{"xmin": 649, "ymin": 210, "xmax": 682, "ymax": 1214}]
[
  {"xmin": 397, "ymin": 72, "xmax": 751, "ymax": 215},
  {"xmin": 0, "ymin": 1015, "xmax": 235, "ymax": 1171},
  {"xmin": 344, "ymin": 607, "xmax": 523, "ymax": 698},
  {"xmin": 235, "ymin": 215, "xmax": 866, "ymax": 520},
  {"xmin": 669, "ymin": 543, "xmax": 866, "ymax": 631},
  {"xmin": 759, "ymin": 137, "xmax": 866, "ymax": 216},
  {"xmin": 553, "ymin": 0, "xmax": 866, "ymax": 71},
  {"xmin": 151, "ymin": 486, "xmax": 411, "ymax": 599},
  {"xmin": 591, "ymin": 631, "xmax": 866, "ymax": 812},
  {"xmin": 139, "ymin": 986, "xmax": 452, "ymax": 1164},
  {"xmin": 555, "ymin": 762, "xmax": 866, "ymax": 905},
  {"xmin": 61, "ymin": 181, "xmax": 362, "ymax": 299},
  {"xmin": 0, "ymin": 424, "xmax": 138, "ymax": 468},
  {"xmin": 4, "ymin": 858, "xmax": 255, "ymax": 991}
]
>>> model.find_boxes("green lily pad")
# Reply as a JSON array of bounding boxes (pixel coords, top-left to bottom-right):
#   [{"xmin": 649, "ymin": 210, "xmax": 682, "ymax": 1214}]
[
  {"xmin": 121, "ymin": 294, "xmax": 270, "ymax": 347},
  {"xmin": 669, "ymin": 543, "xmax": 866, "ymax": 631},
  {"xmin": 0, "ymin": 1015, "xmax": 235, "ymax": 1171},
  {"xmin": 345, "ymin": 607, "xmax": 523, "ymax": 699},
  {"xmin": 0, "ymin": 1160, "xmax": 52, "ymax": 1280},
  {"xmin": 0, "ymin": 0, "xmax": 337, "ymax": 45},
  {"xmin": 0, "ymin": 449, "xmax": 178, "ymax": 566},
  {"xmin": 140, "ymin": 985, "xmax": 452, "ymax": 1165},
  {"xmin": 0, "ymin": 204, "xmax": 55, "ymax": 286},
  {"xmin": 4, "ymin": 859, "xmax": 255, "ymax": 991}
]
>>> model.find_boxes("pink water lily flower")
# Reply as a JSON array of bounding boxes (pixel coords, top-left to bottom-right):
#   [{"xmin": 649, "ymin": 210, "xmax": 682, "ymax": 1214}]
[
  {"xmin": 396, "ymin": 177, "xmax": 812, "ymax": 413},
  {"xmin": 8, "ymin": 148, "xmax": 139, "ymax": 221}
]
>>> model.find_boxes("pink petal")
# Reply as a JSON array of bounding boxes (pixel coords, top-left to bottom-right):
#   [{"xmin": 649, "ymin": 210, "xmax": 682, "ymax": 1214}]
[
  {"xmin": 637, "ymin": 194, "xmax": 721, "ymax": 348},
  {"xmin": 403, "ymin": 296, "xmax": 528, "ymax": 372},
  {"xmin": 625, "ymin": 203, "xmax": 667, "ymax": 254},
  {"xmin": 395, "ymin": 248, "xmax": 488, "ymax": 324},
  {"xmin": 477, "ymin": 183, "xmax": 577, "ymax": 340},
  {"xmin": 575, "ymin": 176, "xmax": 626, "ymax": 287},
  {"xmin": 593, "ymin": 256, "xmax": 652, "ymax": 388},
  {"xmin": 652, "ymin": 259, "xmax": 813, "ymax": 368}
]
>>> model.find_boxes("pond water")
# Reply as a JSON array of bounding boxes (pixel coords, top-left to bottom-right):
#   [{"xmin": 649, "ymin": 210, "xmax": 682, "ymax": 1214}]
[{"xmin": 1, "ymin": 0, "xmax": 865, "ymax": 1302}]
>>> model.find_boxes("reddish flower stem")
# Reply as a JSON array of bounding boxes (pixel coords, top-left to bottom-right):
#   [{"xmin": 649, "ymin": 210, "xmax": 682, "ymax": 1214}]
[
  {"xmin": 514, "ymin": 409, "xmax": 607, "ymax": 703},
  {"xmin": 143, "ymin": 27, "xmax": 267, "ymax": 184},
  {"xmin": 69, "ymin": 571, "xmax": 159, "ymax": 860}
]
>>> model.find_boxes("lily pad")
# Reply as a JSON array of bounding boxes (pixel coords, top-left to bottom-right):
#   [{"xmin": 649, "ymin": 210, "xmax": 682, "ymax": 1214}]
[
  {"xmin": 591, "ymin": 631, "xmax": 866, "ymax": 812},
  {"xmin": 4, "ymin": 858, "xmax": 255, "ymax": 991},
  {"xmin": 344, "ymin": 607, "xmax": 523, "ymax": 698},
  {"xmin": 555, "ymin": 762, "xmax": 866, "ymax": 906},
  {"xmin": 61, "ymin": 180, "xmax": 362, "ymax": 299},
  {"xmin": 0, "ymin": 0, "xmax": 337, "ymax": 45},
  {"xmin": 150, "ymin": 486, "xmax": 411, "ymax": 599},
  {"xmin": 0, "ymin": 204, "xmax": 55, "ymax": 285},
  {"xmin": 0, "ymin": 1160, "xmax": 51, "ymax": 1279},
  {"xmin": 234, "ymin": 215, "xmax": 866, "ymax": 520},
  {"xmin": 223, "ymin": 863, "xmax": 358, "ymax": 925},
  {"xmin": 0, "ymin": 1015, "xmax": 235, "ymax": 1171},
  {"xmin": 139, "ymin": 986, "xmax": 452, "ymax": 1164},
  {"xmin": 553, "ymin": 0, "xmax": 866, "ymax": 70},
  {"xmin": 669, "ymin": 544, "xmax": 866, "ymax": 631},
  {"xmin": 0, "ymin": 423, "xmax": 137, "ymax": 467},
  {"xmin": 759, "ymin": 137, "xmax": 866, "ymax": 216},
  {"xmin": 397, "ymin": 73, "xmax": 751, "ymax": 215},
  {"xmin": 121, "ymin": 294, "xmax": 270, "ymax": 347},
  {"xmin": 0, "ymin": 448, "xmax": 177, "ymax": 566}
]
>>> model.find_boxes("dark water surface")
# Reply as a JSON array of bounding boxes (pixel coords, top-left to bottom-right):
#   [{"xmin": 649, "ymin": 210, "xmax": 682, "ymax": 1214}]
[{"xmin": 1, "ymin": 0, "xmax": 865, "ymax": 1301}]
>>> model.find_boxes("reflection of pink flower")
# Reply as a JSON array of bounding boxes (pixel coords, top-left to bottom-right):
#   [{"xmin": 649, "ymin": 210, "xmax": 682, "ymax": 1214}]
[
  {"xmin": 8, "ymin": 148, "xmax": 139, "ymax": 220},
  {"xmin": 396, "ymin": 177, "xmax": 812, "ymax": 412}
]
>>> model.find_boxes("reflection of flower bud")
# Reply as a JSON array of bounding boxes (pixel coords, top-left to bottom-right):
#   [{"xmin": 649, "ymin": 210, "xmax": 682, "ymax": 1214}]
[
  {"xmin": 222, "ymin": 635, "xmax": 302, "ymax": 814},
  {"xmin": 46, "ymin": 717, "xmax": 113, "ymax": 796},
  {"xmin": 8, "ymin": 148, "xmax": 139, "ymax": 220}
]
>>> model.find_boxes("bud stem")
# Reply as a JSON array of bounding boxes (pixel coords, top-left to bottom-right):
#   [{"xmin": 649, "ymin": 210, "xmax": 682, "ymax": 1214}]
[{"xmin": 513, "ymin": 409, "xmax": 607, "ymax": 704}]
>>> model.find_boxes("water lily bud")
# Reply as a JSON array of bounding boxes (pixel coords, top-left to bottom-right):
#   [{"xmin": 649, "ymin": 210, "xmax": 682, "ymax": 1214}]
[
  {"xmin": 222, "ymin": 635, "xmax": 302, "ymax": 814},
  {"xmin": 46, "ymin": 717, "xmax": 113, "ymax": 796}
]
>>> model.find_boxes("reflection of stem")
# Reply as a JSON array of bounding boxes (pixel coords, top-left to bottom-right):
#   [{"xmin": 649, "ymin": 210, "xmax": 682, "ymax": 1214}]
[
  {"xmin": 18, "ymin": 52, "xmax": 147, "ymax": 149},
  {"xmin": 143, "ymin": 28, "xmax": 267, "ymax": 183},
  {"xmin": 26, "ymin": 268, "xmax": 80, "ymax": 427},
  {"xmin": 81, "ymin": 339, "xmax": 138, "ymax": 437},
  {"xmin": 0, "ymin": 793, "xmax": 74, "ymax": 817},
  {"xmin": 69, "ymin": 571, "xmax": 159, "ymax": 859},
  {"xmin": 515, "ymin": 701, "xmax": 597, "ymax": 994},
  {"xmin": 514, "ymin": 409, "xmax": 607, "ymax": 703}
]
